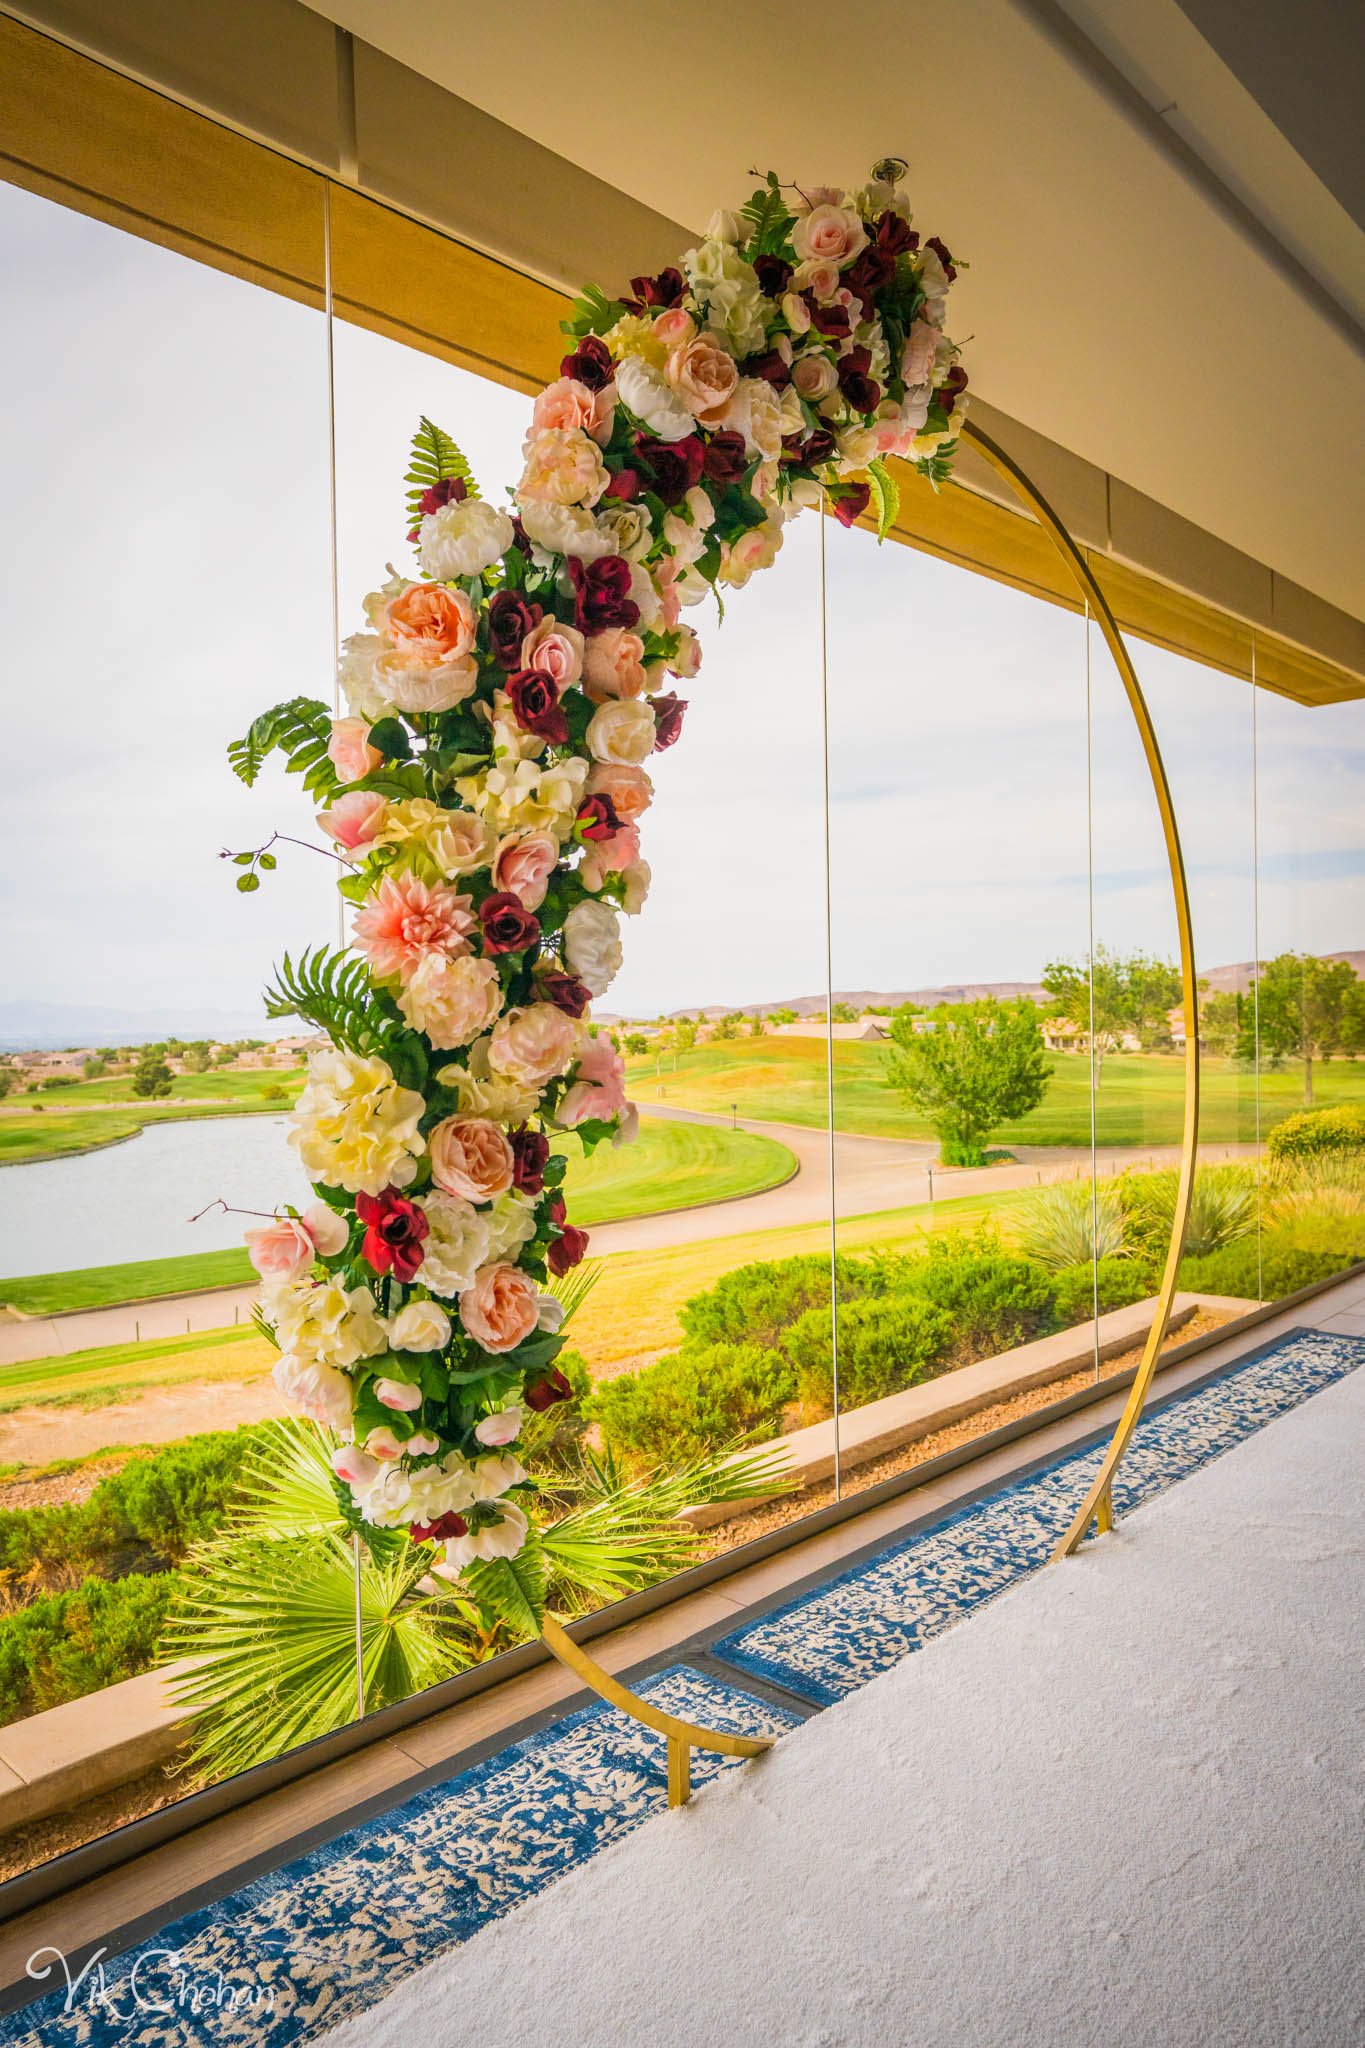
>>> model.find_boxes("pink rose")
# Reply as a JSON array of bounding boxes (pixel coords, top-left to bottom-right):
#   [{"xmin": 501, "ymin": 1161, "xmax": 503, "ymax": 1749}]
[
  {"xmin": 374, "ymin": 1377, "xmax": 423, "ymax": 1412},
  {"xmin": 303, "ymin": 1202, "xmax": 350, "ymax": 1258},
  {"xmin": 531, "ymin": 376, "xmax": 615, "ymax": 447},
  {"xmin": 317, "ymin": 790, "xmax": 386, "ymax": 849},
  {"xmin": 475, "ymin": 1406, "xmax": 523, "ymax": 1446},
  {"xmin": 583, "ymin": 627, "xmax": 647, "ymax": 703},
  {"xmin": 652, "ymin": 307, "xmax": 696, "ymax": 348},
  {"xmin": 902, "ymin": 317, "xmax": 938, "ymax": 388},
  {"xmin": 384, "ymin": 581, "xmax": 477, "ymax": 661},
  {"xmin": 580, "ymin": 821, "xmax": 641, "ymax": 893},
  {"xmin": 665, "ymin": 337, "xmax": 739, "ymax": 427},
  {"xmin": 397, "ymin": 953, "xmax": 502, "ymax": 1049},
  {"xmin": 793, "ymin": 203, "xmax": 867, "ymax": 268},
  {"xmin": 795, "ymin": 259, "xmax": 841, "ymax": 301},
  {"xmin": 488, "ymin": 1003, "xmax": 578, "ymax": 1087},
  {"xmin": 459, "ymin": 1263, "xmax": 540, "ymax": 1354},
  {"xmin": 587, "ymin": 762, "xmax": 653, "ymax": 823},
  {"xmin": 792, "ymin": 354, "xmax": 837, "ymax": 402},
  {"xmin": 332, "ymin": 1444, "xmax": 380, "ymax": 1488},
  {"xmin": 364, "ymin": 1426, "xmax": 404, "ymax": 1461},
  {"xmin": 245, "ymin": 1215, "xmax": 315, "ymax": 1282},
  {"xmin": 429, "ymin": 1116, "xmax": 515, "ymax": 1203},
  {"xmin": 352, "ymin": 873, "xmax": 476, "ymax": 980},
  {"xmin": 274, "ymin": 1354, "xmax": 352, "ymax": 1431},
  {"xmin": 559, "ymin": 1031, "xmax": 629, "ymax": 1127},
  {"xmin": 669, "ymin": 626, "xmax": 702, "ymax": 679},
  {"xmin": 492, "ymin": 830, "xmax": 559, "ymax": 910},
  {"xmin": 520, "ymin": 617, "xmax": 585, "ymax": 689},
  {"xmin": 328, "ymin": 717, "xmax": 382, "ymax": 782}
]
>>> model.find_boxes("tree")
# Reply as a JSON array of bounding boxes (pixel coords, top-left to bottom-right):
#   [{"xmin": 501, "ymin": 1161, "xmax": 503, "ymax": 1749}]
[
  {"xmin": 82, "ymin": 1056, "xmax": 107, "ymax": 1080},
  {"xmin": 623, "ymin": 1032, "xmax": 649, "ymax": 1056},
  {"xmin": 1198, "ymin": 989, "xmax": 1241, "ymax": 1058},
  {"xmin": 711, "ymin": 1013, "xmax": 743, "ymax": 1041},
  {"xmin": 830, "ymin": 1001, "xmax": 858, "ymax": 1023},
  {"xmin": 747, "ymin": 1012, "xmax": 766, "ymax": 1036},
  {"xmin": 769, "ymin": 1008, "xmax": 797, "ymax": 1026},
  {"xmin": 674, "ymin": 1017, "xmax": 698, "ymax": 1054},
  {"xmin": 1236, "ymin": 952, "xmax": 1357, "ymax": 1104},
  {"xmin": 0, "ymin": 1066, "xmax": 13, "ymax": 1100},
  {"xmin": 131, "ymin": 1051, "xmax": 174, "ymax": 1100},
  {"xmin": 1041, "ymin": 945, "xmax": 1181, "ymax": 1076},
  {"xmin": 182, "ymin": 1045, "xmax": 212, "ymax": 1074},
  {"xmin": 885, "ymin": 998, "xmax": 1051, "ymax": 1165}
]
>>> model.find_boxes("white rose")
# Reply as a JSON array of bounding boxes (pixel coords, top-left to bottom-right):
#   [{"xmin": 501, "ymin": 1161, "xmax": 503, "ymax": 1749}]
[
  {"xmin": 537, "ymin": 1292, "xmax": 566, "ymax": 1333},
  {"xmin": 586, "ymin": 697, "xmax": 656, "ymax": 766},
  {"xmin": 418, "ymin": 498, "xmax": 515, "ymax": 581},
  {"xmin": 338, "ymin": 633, "xmax": 393, "ymax": 722},
  {"xmin": 706, "ymin": 208, "xmax": 744, "ymax": 244},
  {"xmin": 563, "ymin": 899, "xmax": 623, "ymax": 995},
  {"xmin": 519, "ymin": 498, "xmax": 618, "ymax": 562},
  {"xmin": 483, "ymin": 1190, "xmax": 538, "ymax": 1264},
  {"xmin": 596, "ymin": 500, "xmax": 653, "ymax": 560},
  {"xmin": 387, "ymin": 1300, "xmax": 452, "ymax": 1352},
  {"xmin": 416, "ymin": 1191, "xmax": 492, "ymax": 1298},
  {"xmin": 614, "ymin": 356, "xmax": 694, "ymax": 442},
  {"xmin": 836, "ymin": 423, "xmax": 879, "ymax": 470},
  {"xmin": 440, "ymin": 1501, "xmax": 529, "ymax": 1568}
]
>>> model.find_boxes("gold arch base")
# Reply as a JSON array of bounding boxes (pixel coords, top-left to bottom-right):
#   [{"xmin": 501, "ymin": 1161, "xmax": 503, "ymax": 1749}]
[{"xmin": 539, "ymin": 423, "xmax": 1201, "ymax": 1787}]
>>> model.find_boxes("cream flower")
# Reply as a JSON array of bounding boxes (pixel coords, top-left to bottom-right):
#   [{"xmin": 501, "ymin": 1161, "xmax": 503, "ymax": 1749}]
[
  {"xmin": 396, "ymin": 952, "xmax": 502, "ymax": 1049},
  {"xmin": 586, "ymin": 697, "xmax": 656, "ymax": 766},
  {"xmin": 417, "ymin": 498, "xmax": 515, "ymax": 581},
  {"xmin": 440, "ymin": 1501, "xmax": 529, "ymax": 1568},
  {"xmin": 456, "ymin": 753, "xmax": 588, "ymax": 837},
  {"xmin": 387, "ymin": 1299, "xmax": 452, "ymax": 1352},
  {"xmin": 290, "ymin": 1047, "xmax": 425, "ymax": 1195},
  {"xmin": 414, "ymin": 1190, "xmax": 492, "ymax": 1298},
  {"xmin": 338, "ymin": 633, "xmax": 395, "ymax": 723},
  {"xmin": 613, "ymin": 356, "xmax": 694, "ymax": 442},
  {"xmin": 483, "ymin": 1190, "xmax": 538, "ymax": 1264},
  {"xmin": 520, "ymin": 499, "xmax": 618, "ymax": 562},
  {"xmin": 562, "ymin": 899, "xmax": 623, "ymax": 995},
  {"xmin": 595, "ymin": 501, "xmax": 653, "ymax": 561},
  {"xmin": 518, "ymin": 427, "xmax": 609, "ymax": 508},
  {"xmin": 266, "ymin": 1276, "xmax": 386, "ymax": 1370},
  {"xmin": 435, "ymin": 1037, "xmax": 542, "ymax": 1125},
  {"xmin": 273, "ymin": 1353, "xmax": 354, "ymax": 1432},
  {"xmin": 372, "ymin": 648, "xmax": 479, "ymax": 716},
  {"xmin": 603, "ymin": 312, "xmax": 667, "ymax": 366}
]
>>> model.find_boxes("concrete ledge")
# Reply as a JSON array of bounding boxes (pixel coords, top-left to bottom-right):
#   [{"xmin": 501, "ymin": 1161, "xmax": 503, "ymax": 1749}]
[
  {"xmin": 682, "ymin": 1295, "xmax": 1202, "ymax": 1531},
  {"xmin": 0, "ymin": 1660, "xmax": 194, "ymax": 1833}
]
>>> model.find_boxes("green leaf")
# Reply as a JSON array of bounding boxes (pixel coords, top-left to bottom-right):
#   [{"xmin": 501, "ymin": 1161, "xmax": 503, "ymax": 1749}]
[
  {"xmin": 560, "ymin": 283, "xmax": 629, "ymax": 338},
  {"xmin": 264, "ymin": 944, "xmax": 400, "ymax": 1059},
  {"xmin": 867, "ymin": 456, "xmax": 901, "ymax": 543},
  {"xmin": 406, "ymin": 415, "xmax": 480, "ymax": 539},
  {"xmin": 739, "ymin": 177, "xmax": 795, "ymax": 257},
  {"xmin": 366, "ymin": 717, "xmax": 412, "ymax": 762},
  {"xmin": 236, "ymin": 873, "xmax": 260, "ymax": 894},
  {"xmin": 228, "ymin": 697, "xmax": 338, "ymax": 800},
  {"xmin": 257, "ymin": 852, "xmax": 277, "ymax": 871},
  {"xmin": 461, "ymin": 1532, "xmax": 548, "ymax": 1635}
]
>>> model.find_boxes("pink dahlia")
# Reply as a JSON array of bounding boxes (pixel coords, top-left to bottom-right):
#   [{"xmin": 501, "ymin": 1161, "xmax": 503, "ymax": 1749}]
[{"xmin": 352, "ymin": 873, "xmax": 476, "ymax": 980}]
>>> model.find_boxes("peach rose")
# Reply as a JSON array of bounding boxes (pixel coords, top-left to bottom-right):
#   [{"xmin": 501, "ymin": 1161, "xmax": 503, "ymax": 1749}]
[
  {"xmin": 384, "ymin": 582, "xmax": 477, "ymax": 662},
  {"xmin": 492, "ymin": 830, "xmax": 559, "ymax": 910},
  {"xmin": 792, "ymin": 203, "xmax": 867, "ymax": 268},
  {"xmin": 520, "ymin": 617, "xmax": 585, "ymax": 690},
  {"xmin": 586, "ymin": 761, "xmax": 653, "ymax": 823},
  {"xmin": 245, "ymin": 1215, "xmax": 315, "ymax": 1282},
  {"xmin": 353, "ymin": 872, "xmax": 475, "ymax": 980},
  {"xmin": 531, "ymin": 376, "xmax": 615, "ymax": 448},
  {"xmin": 317, "ymin": 790, "xmax": 386, "ymax": 849},
  {"xmin": 328, "ymin": 717, "xmax": 382, "ymax": 782},
  {"xmin": 459, "ymin": 1263, "xmax": 540, "ymax": 1354},
  {"xmin": 519, "ymin": 427, "xmax": 608, "ymax": 508},
  {"xmin": 580, "ymin": 821, "xmax": 641, "ymax": 893},
  {"xmin": 665, "ymin": 337, "xmax": 739, "ymax": 426},
  {"xmin": 397, "ymin": 953, "xmax": 502, "ymax": 1048},
  {"xmin": 583, "ymin": 627, "xmax": 647, "ymax": 703},
  {"xmin": 429, "ymin": 1116, "xmax": 515, "ymax": 1203},
  {"xmin": 488, "ymin": 1003, "xmax": 578, "ymax": 1087},
  {"xmin": 652, "ymin": 307, "xmax": 696, "ymax": 349}
]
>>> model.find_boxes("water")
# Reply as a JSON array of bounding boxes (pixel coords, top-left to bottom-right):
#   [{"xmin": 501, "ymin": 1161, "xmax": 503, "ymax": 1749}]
[{"xmin": 0, "ymin": 1117, "xmax": 311, "ymax": 1278}]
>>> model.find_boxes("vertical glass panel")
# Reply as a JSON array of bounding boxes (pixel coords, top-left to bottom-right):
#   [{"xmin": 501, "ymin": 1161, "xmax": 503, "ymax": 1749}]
[
  {"xmin": 0, "ymin": 173, "xmax": 333, "ymax": 1873},
  {"xmin": 1253, "ymin": 676, "xmax": 1365, "ymax": 1303},
  {"xmin": 824, "ymin": 510, "xmax": 1091, "ymax": 1503},
  {"xmin": 328, "ymin": 292, "xmax": 827, "ymax": 1716}
]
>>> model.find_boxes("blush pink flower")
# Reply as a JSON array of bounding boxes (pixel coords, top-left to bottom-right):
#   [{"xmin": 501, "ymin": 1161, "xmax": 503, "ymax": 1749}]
[
  {"xmin": 520, "ymin": 617, "xmax": 585, "ymax": 690},
  {"xmin": 245, "ymin": 1215, "xmax": 315, "ymax": 1282},
  {"xmin": 669, "ymin": 626, "xmax": 702, "ymax": 679},
  {"xmin": 429, "ymin": 1116, "xmax": 515, "ymax": 1203},
  {"xmin": 303, "ymin": 1202, "xmax": 350, "ymax": 1257},
  {"xmin": 317, "ymin": 790, "xmax": 386, "ymax": 850},
  {"xmin": 530, "ymin": 376, "xmax": 615, "ymax": 447},
  {"xmin": 583, "ymin": 627, "xmax": 647, "ymax": 703},
  {"xmin": 459, "ymin": 1263, "xmax": 539, "ymax": 1354},
  {"xmin": 328, "ymin": 717, "xmax": 382, "ymax": 782},
  {"xmin": 352, "ymin": 873, "xmax": 476, "ymax": 980},
  {"xmin": 558, "ymin": 1031, "xmax": 629, "ymax": 1127},
  {"xmin": 580, "ymin": 821, "xmax": 641, "ymax": 893},
  {"xmin": 666, "ymin": 337, "xmax": 739, "ymax": 427},
  {"xmin": 374, "ymin": 1377, "xmax": 424, "ymax": 1412},
  {"xmin": 492, "ymin": 830, "xmax": 560, "ymax": 910},
  {"xmin": 793, "ymin": 203, "xmax": 867, "ymax": 268},
  {"xmin": 332, "ymin": 1444, "xmax": 380, "ymax": 1488},
  {"xmin": 902, "ymin": 317, "xmax": 938, "ymax": 388},
  {"xmin": 397, "ymin": 954, "xmax": 502, "ymax": 1049},
  {"xmin": 384, "ymin": 581, "xmax": 477, "ymax": 662},
  {"xmin": 652, "ymin": 307, "xmax": 696, "ymax": 349},
  {"xmin": 586, "ymin": 762, "xmax": 653, "ymax": 823},
  {"xmin": 488, "ymin": 1003, "xmax": 578, "ymax": 1088},
  {"xmin": 519, "ymin": 427, "xmax": 608, "ymax": 508}
]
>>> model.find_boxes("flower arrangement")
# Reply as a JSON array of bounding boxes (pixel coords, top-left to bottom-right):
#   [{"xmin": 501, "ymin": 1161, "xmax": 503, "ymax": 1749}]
[{"xmin": 229, "ymin": 167, "xmax": 965, "ymax": 1611}]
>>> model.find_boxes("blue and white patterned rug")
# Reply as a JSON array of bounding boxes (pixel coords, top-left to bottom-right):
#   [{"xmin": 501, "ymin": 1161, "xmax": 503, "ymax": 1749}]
[
  {"xmin": 713, "ymin": 1327, "xmax": 1365, "ymax": 1707},
  {"xmin": 4, "ymin": 1326, "xmax": 1358, "ymax": 2048}
]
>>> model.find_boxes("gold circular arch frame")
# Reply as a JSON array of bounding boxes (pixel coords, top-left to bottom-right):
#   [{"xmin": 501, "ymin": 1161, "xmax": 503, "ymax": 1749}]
[{"xmin": 539, "ymin": 421, "xmax": 1202, "ymax": 1799}]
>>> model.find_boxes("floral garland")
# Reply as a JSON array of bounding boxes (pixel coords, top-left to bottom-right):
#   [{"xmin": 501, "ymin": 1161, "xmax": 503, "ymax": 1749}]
[{"xmin": 230, "ymin": 168, "xmax": 965, "ymax": 1606}]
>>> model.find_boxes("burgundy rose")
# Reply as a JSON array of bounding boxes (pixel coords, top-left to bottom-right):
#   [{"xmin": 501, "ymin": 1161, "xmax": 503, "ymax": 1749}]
[
  {"xmin": 925, "ymin": 234, "xmax": 957, "ymax": 282},
  {"xmin": 651, "ymin": 692, "xmax": 687, "ymax": 751},
  {"xmin": 509, "ymin": 1125, "xmax": 550, "ymax": 1196},
  {"xmin": 754, "ymin": 253, "xmax": 793, "ymax": 296},
  {"xmin": 410, "ymin": 1511, "xmax": 468, "ymax": 1544},
  {"xmin": 806, "ymin": 297, "xmax": 851, "ymax": 338},
  {"xmin": 795, "ymin": 429, "xmax": 837, "ymax": 468},
  {"xmin": 406, "ymin": 475, "xmax": 466, "ymax": 542},
  {"xmin": 507, "ymin": 667, "xmax": 569, "ymax": 743},
  {"xmin": 703, "ymin": 431, "xmax": 748, "ymax": 485},
  {"xmin": 875, "ymin": 210, "xmax": 918, "ymax": 258},
  {"xmin": 559, "ymin": 334, "xmax": 614, "ymax": 391},
  {"xmin": 538, "ymin": 970, "xmax": 594, "ymax": 1018},
  {"xmin": 548, "ymin": 1224, "xmax": 590, "ymax": 1276},
  {"xmin": 844, "ymin": 245, "xmax": 895, "ymax": 309},
  {"xmin": 939, "ymin": 364, "xmax": 969, "ymax": 412},
  {"xmin": 604, "ymin": 465, "xmax": 643, "ymax": 502},
  {"xmin": 743, "ymin": 349, "xmax": 792, "ymax": 389},
  {"xmin": 567, "ymin": 555, "xmax": 640, "ymax": 632},
  {"xmin": 574, "ymin": 793, "xmax": 623, "ymax": 842},
  {"xmin": 626, "ymin": 265, "xmax": 685, "ymax": 310},
  {"xmin": 524, "ymin": 1368, "xmax": 574, "ymax": 1413},
  {"xmin": 830, "ymin": 483, "xmax": 871, "ymax": 529},
  {"xmin": 479, "ymin": 891, "xmax": 541, "ymax": 956},
  {"xmin": 635, "ymin": 433, "xmax": 706, "ymax": 504},
  {"xmin": 837, "ymin": 346, "xmax": 881, "ymax": 415},
  {"xmin": 356, "ymin": 1187, "xmax": 429, "ymax": 1283},
  {"xmin": 487, "ymin": 591, "xmax": 543, "ymax": 671}
]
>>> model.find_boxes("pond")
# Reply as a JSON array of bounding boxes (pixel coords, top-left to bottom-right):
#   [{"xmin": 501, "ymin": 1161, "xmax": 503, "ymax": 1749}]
[{"xmin": 0, "ymin": 1116, "xmax": 309, "ymax": 1278}]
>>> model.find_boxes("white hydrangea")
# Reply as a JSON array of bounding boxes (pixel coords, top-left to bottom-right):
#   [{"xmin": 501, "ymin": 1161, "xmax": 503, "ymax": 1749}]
[{"xmin": 415, "ymin": 1191, "xmax": 492, "ymax": 1298}]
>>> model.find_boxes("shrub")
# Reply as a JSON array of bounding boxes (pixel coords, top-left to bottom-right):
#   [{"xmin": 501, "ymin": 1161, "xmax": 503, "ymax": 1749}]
[
  {"xmin": 1051, "ymin": 1257, "xmax": 1153, "ymax": 1326},
  {"xmin": 895, "ymin": 1247, "xmax": 1056, "ymax": 1357},
  {"xmin": 1013, "ymin": 1179, "xmax": 1126, "ymax": 1269},
  {"xmin": 1178, "ymin": 1234, "xmax": 1354, "ymax": 1302},
  {"xmin": 1267, "ymin": 1104, "xmax": 1365, "ymax": 1163},
  {"xmin": 786, "ymin": 1296, "xmax": 955, "ymax": 1411},
  {"xmin": 586, "ymin": 1345, "xmax": 796, "ymax": 1464},
  {"xmin": 1120, "ymin": 1165, "xmax": 1255, "ymax": 1260},
  {"xmin": 0, "ymin": 1573, "xmax": 180, "ymax": 1725},
  {"xmin": 678, "ymin": 1253, "xmax": 876, "ymax": 1352}
]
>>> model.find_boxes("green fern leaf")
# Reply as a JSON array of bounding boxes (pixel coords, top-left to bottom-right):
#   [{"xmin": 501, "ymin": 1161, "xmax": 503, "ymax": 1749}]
[
  {"xmin": 263, "ymin": 945, "xmax": 391, "ymax": 1054},
  {"xmin": 228, "ymin": 697, "xmax": 337, "ymax": 798},
  {"xmin": 739, "ymin": 178, "xmax": 795, "ymax": 256},
  {"xmin": 867, "ymin": 456, "xmax": 902, "ymax": 543},
  {"xmin": 405, "ymin": 415, "xmax": 481, "ymax": 538}
]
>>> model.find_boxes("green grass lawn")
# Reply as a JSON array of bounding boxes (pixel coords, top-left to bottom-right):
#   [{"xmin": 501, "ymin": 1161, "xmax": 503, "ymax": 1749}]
[
  {"xmin": 0, "ymin": 1069, "xmax": 307, "ymax": 1166},
  {"xmin": 627, "ymin": 1036, "xmax": 1365, "ymax": 1148},
  {"xmin": 0, "ymin": 1324, "xmax": 268, "ymax": 1412},
  {"xmin": 0, "ymin": 1117, "xmax": 794, "ymax": 1315}
]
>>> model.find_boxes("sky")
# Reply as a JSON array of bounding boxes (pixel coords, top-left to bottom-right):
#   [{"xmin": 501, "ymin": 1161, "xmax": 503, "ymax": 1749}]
[{"xmin": 1, "ymin": 178, "xmax": 1360, "ymax": 1029}]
